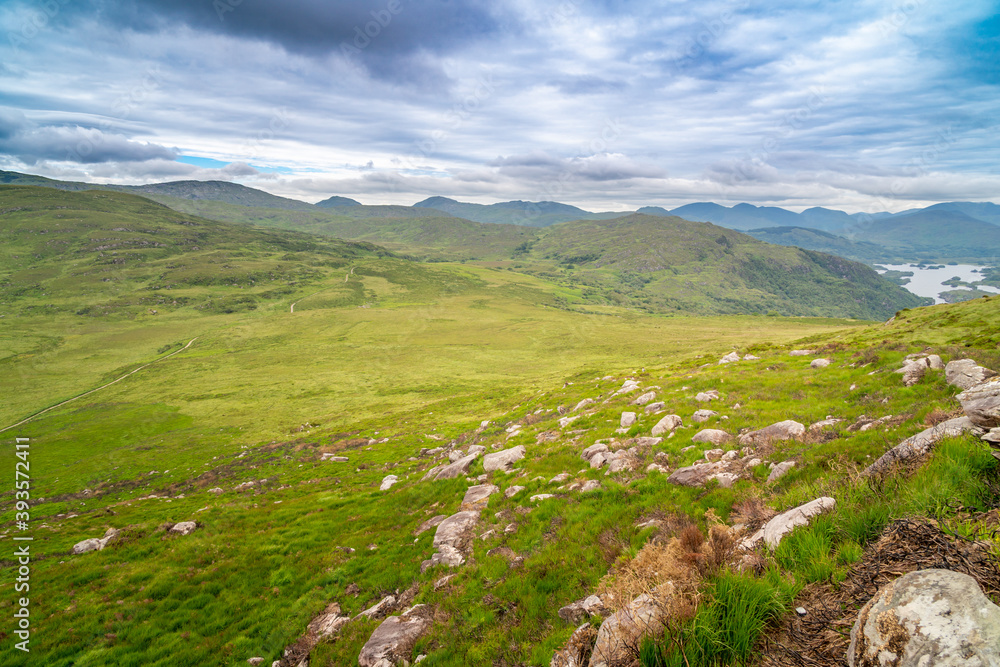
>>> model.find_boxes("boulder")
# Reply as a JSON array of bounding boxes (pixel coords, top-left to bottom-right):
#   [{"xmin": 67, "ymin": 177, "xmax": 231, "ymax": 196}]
[
  {"xmin": 420, "ymin": 511, "xmax": 479, "ymax": 571},
  {"xmin": 447, "ymin": 450, "xmax": 464, "ymax": 463},
  {"xmin": 864, "ymin": 417, "xmax": 974, "ymax": 476},
  {"xmin": 692, "ymin": 409, "xmax": 718, "ymax": 423},
  {"xmin": 620, "ymin": 412, "xmax": 637, "ymax": 429},
  {"xmin": 307, "ymin": 602, "xmax": 351, "ymax": 639},
  {"xmin": 719, "ymin": 351, "xmax": 740, "ymax": 364},
  {"xmin": 643, "ymin": 401, "xmax": 666, "ymax": 414},
  {"xmin": 958, "ymin": 377, "xmax": 1000, "ymax": 429},
  {"xmin": 358, "ymin": 604, "xmax": 433, "ymax": 667},
  {"xmin": 743, "ymin": 354, "xmax": 760, "ymax": 360},
  {"xmin": 691, "ymin": 429, "xmax": 731, "ymax": 446},
  {"xmin": 170, "ymin": 521, "xmax": 198, "ymax": 536},
  {"xmin": 789, "ymin": 349, "xmax": 814, "ymax": 356},
  {"xmin": 703, "ymin": 448, "xmax": 724, "ymax": 461},
  {"xmin": 325, "ymin": 456, "xmax": 349, "ymax": 463},
  {"xmin": 589, "ymin": 452, "xmax": 608, "ymax": 470},
  {"xmin": 809, "ymin": 417, "xmax": 843, "ymax": 432},
  {"xmin": 766, "ymin": 461, "xmax": 795, "ymax": 483},
  {"xmin": 651, "ymin": 414, "xmax": 682, "ymax": 436},
  {"xmin": 615, "ymin": 380, "xmax": 640, "ymax": 395},
  {"xmin": 581, "ymin": 443, "xmax": 609, "ymax": 462},
  {"xmin": 945, "ymin": 359, "xmax": 997, "ymax": 390},
  {"xmin": 482, "ymin": 446, "xmax": 525, "ymax": 473},
  {"xmin": 72, "ymin": 538, "xmax": 105, "ymax": 555},
  {"xmin": 633, "ymin": 391, "xmax": 656, "ymax": 405},
  {"xmin": 848, "ymin": 569, "xmax": 1000, "ymax": 667},
  {"xmin": 461, "ymin": 484, "xmax": 498, "ymax": 510},
  {"xmin": 590, "ymin": 592, "xmax": 666, "ymax": 667},
  {"xmin": 605, "ymin": 453, "xmax": 639, "ymax": 474},
  {"xmin": 712, "ymin": 473, "xmax": 738, "ymax": 488},
  {"xmin": 550, "ymin": 472, "xmax": 570, "ymax": 484},
  {"xmin": 413, "ymin": 515, "xmax": 447, "ymax": 537},
  {"xmin": 896, "ymin": 360, "xmax": 927, "ymax": 387},
  {"xmin": 531, "ymin": 494, "xmax": 555, "ymax": 502},
  {"xmin": 574, "ymin": 398, "xmax": 595, "ymax": 412},
  {"xmin": 737, "ymin": 420, "xmax": 805, "ymax": 446},
  {"xmin": 208, "ymin": 487, "xmax": 224, "ymax": 494},
  {"xmin": 379, "ymin": 475, "xmax": 398, "ymax": 491},
  {"xmin": 667, "ymin": 461, "xmax": 732, "ymax": 487},
  {"xmin": 810, "ymin": 358, "xmax": 831, "ymax": 369},
  {"xmin": 424, "ymin": 452, "xmax": 481, "ymax": 481},
  {"xmin": 741, "ymin": 497, "xmax": 836, "ymax": 549},
  {"xmin": 504, "ymin": 485, "xmax": 526, "ymax": 498},
  {"xmin": 695, "ymin": 390, "xmax": 719, "ymax": 402},
  {"xmin": 355, "ymin": 596, "xmax": 396, "ymax": 622},
  {"xmin": 467, "ymin": 445, "xmax": 486, "ymax": 457},
  {"xmin": 580, "ymin": 480, "xmax": 601, "ymax": 492}
]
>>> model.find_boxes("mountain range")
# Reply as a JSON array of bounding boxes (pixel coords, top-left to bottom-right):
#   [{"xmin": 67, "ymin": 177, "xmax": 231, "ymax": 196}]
[{"xmin": 1, "ymin": 170, "xmax": 998, "ymax": 263}]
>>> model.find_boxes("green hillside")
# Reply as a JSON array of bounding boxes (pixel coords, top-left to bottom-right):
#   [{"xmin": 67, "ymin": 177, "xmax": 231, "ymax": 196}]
[
  {"xmin": 515, "ymin": 214, "xmax": 929, "ymax": 319},
  {"xmin": 744, "ymin": 226, "xmax": 891, "ymax": 263},
  {"xmin": 862, "ymin": 210, "xmax": 1000, "ymax": 262}
]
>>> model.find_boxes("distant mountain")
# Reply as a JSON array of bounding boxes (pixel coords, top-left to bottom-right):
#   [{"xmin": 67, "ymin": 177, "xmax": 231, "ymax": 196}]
[
  {"xmin": 861, "ymin": 210, "xmax": 1000, "ymax": 261},
  {"xmin": 919, "ymin": 202, "xmax": 1000, "ymax": 226},
  {"xmin": 644, "ymin": 202, "xmax": 843, "ymax": 232},
  {"xmin": 316, "ymin": 195, "xmax": 362, "ymax": 208},
  {"xmin": 412, "ymin": 196, "xmax": 627, "ymax": 227},
  {"xmin": 744, "ymin": 226, "xmax": 891, "ymax": 263}
]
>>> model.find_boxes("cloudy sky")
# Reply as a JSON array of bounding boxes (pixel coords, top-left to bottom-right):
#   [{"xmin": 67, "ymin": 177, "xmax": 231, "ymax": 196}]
[{"xmin": 1, "ymin": 0, "xmax": 998, "ymax": 212}]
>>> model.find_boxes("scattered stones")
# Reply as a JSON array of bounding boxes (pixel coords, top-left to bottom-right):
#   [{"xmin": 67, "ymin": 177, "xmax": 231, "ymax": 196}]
[
  {"xmin": 170, "ymin": 521, "xmax": 198, "ymax": 536},
  {"xmin": 741, "ymin": 497, "xmax": 836, "ymax": 549},
  {"xmin": 737, "ymin": 420, "xmax": 806, "ymax": 446},
  {"xmin": 847, "ymin": 569, "xmax": 1000, "ymax": 667},
  {"xmin": 581, "ymin": 443, "xmax": 609, "ymax": 463},
  {"xmin": 810, "ymin": 358, "xmax": 831, "ymax": 369},
  {"xmin": 651, "ymin": 414, "xmax": 682, "ymax": 436},
  {"xmin": 703, "ymin": 448, "xmax": 724, "ymax": 461},
  {"xmin": 420, "ymin": 511, "xmax": 479, "ymax": 571},
  {"xmin": 864, "ymin": 417, "xmax": 974, "ymax": 476},
  {"xmin": 958, "ymin": 377, "xmax": 1000, "ymax": 429},
  {"xmin": 355, "ymin": 596, "xmax": 397, "ymax": 622},
  {"xmin": 643, "ymin": 401, "xmax": 665, "ymax": 414},
  {"xmin": 945, "ymin": 359, "xmax": 997, "ymax": 390},
  {"xmin": 766, "ymin": 461, "xmax": 795, "ymax": 484},
  {"xmin": 719, "ymin": 351, "xmax": 740, "ymax": 364},
  {"xmin": 633, "ymin": 391, "xmax": 656, "ymax": 405},
  {"xmin": 380, "ymin": 475, "xmax": 398, "ymax": 491},
  {"xmin": 691, "ymin": 429, "xmax": 732, "ymax": 446},
  {"xmin": 695, "ymin": 390, "xmax": 720, "ymax": 402},
  {"xmin": 461, "ymin": 484, "xmax": 499, "ymax": 510},
  {"xmin": 692, "ymin": 409, "xmax": 718, "ymax": 423},
  {"xmin": 483, "ymin": 445, "xmax": 526, "ymax": 473},
  {"xmin": 504, "ymin": 486, "xmax": 525, "ymax": 498},
  {"xmin": 72, "ymin": 527, "xmax": 119, "ymax": 554},
  {"xmin": 357, "ymin": 604, "xmax": 433, "ymax": 667},
  {"xmin": 619, "ymin": 412, "xmax": 637, "ymax": 429}
]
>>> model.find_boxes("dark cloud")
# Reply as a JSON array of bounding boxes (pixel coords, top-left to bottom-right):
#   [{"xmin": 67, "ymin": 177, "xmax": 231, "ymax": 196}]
[{"xmin": 0, "ymin": 108, "xmax": 176, "ymax": 164}]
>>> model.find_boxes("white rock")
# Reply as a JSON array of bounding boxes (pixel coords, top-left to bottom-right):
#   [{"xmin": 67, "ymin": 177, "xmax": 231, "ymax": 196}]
[
  {"xmin": 766, "ymin": 461, "xmax": 795, "ymax": 483},
  {"xmin": 692, "ymin": 409, "xmax": 718, "ymax": 423},
  {"xmin": 643, "ymin": 401, "xmax": 666, "ymax": 414},
  {"xmin": 461, "ymin": 484, "xmax": 499, "ymax": 509},
  {"xmin": 379, "ymin": 475, "xmax": 398, "ymax": 491},
  {"xmin": 170, "ymin": 521, "xmax": 197, "ymax": 536},
  {"xmin": 789, "ymin": 349, "xmax": 814, "ymax": 356},
  {"xmin": 580, "ymin": 480, "xmax": 601, "ymax": 492},
  {"xmin": 719, "ymin": 351, "xmax": 740, "ymax": 364},
  {"xmin": 691, "ymin": 429, "xmax": 732, "ymax": 446},
  {"xmin": 633, "ymin": 391, "xmax": 656, "ymax": 405},
  {"xmin": 504, "ymin": 485, "xmax": 525, "ymax": 498},
  {"xmin": 483, "ymin": 446, "xmax": 526, "ymax": 473},
  {"xmin": 651, "ymin": 414, "xmax": 682, "ymax": 436},
  {"xmin": 530, "ymin": 494, "xmax": 555, "ymax": 501},
  {"xmin": 741, "ymin": 497, "xmax": 836, "ymax": 549},
  {"xmin": 738, "ymin": 420, "xmax": 806, "ymax": 446},
  {"xmin": 559, "ymin": 415, "xmax": 580, "ymax": 428},
  {"xmin": 945, "ymin": 359, "xmax": 997, "ymax": 390},
  {"xmin": 810, "ymin": 358, "xmax": 831, "ymax": 369}
]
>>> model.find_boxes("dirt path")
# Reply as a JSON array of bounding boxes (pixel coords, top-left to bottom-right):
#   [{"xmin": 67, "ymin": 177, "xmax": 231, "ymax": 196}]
[
  {"xmin": 0, "ymin": 337, "xmax": 199, "ymax": 434},
  {"xmin": 291, "ymin": 268, "xmax": 355, "ymax": 313}
]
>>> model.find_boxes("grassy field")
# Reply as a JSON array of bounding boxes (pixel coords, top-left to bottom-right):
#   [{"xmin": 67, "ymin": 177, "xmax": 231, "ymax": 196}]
[{"xmin": 1, "ymin": 185, "xmax": 998, "ymax": 667}]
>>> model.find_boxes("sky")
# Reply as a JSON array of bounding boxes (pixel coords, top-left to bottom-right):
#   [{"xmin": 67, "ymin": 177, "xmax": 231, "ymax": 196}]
[{"xmin": 0, "ymin": 0, "xmax": 998, "ymax": 213}]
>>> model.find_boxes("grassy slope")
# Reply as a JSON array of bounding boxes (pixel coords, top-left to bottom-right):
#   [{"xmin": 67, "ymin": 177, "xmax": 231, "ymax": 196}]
[{"xmin": 1, "ymin": 187, "xmax": 998, "ymax": 666}]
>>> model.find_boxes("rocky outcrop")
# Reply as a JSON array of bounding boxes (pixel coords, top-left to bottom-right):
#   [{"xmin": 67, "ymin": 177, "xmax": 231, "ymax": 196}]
[
  {"xmin": 558, "ymin": 595, "xmax": 609, "ymax": 624},
  {"xmin": 643, "ymin": 401, "xmax": 665, "ymax": 414},
  {"xmin": 358, "ymin": 604, "xmax": 433, "ymax": 667},
  {"xmin": 719, "ymin": 351, "xmax": 740, "ymax": 364},
  {"xmin": 691, "ymin": 429, "xmax": 731, "ymax": 446},
  {"xmin": 809, "ymin": 417, "xmax": 843, "ymax": 432},
  {"xmin": 848, "ymin": 569, "xmax": 1000, "ymax": 667},
  {"xmin": 863, "ymin": 417, "xmax": 974, "ymax": 476},
  {"xmin": 380, "ymin": 475, "xmax": 398, "ymax": 491},
  {"xmin": 667, "ymin": 460, "xmax": 738, "ymax": 488},
  {"xmin": 741, "ymin": 497, "xmax": 835, "ymax": 549},
  {"xmin": 413, "ymin": 515, "xmax": 447, "ymax": 537},
  {"xmin": 550, "ymin": 623, "xmax": 599, "ymax": 667},
  {"xmin": 651, "ymin": 414, "xmax": 682, "ymax": 436},
  {"xmin": 619, "ymin": 412, "xmax": 637, "ymax": 429},
  {"xmin": 945, "ymin": 359, "xmax": 997, "ymax": 390},
  {"xmin": 958, "ymin": 377, "xmax": 1000, "ymax": 429},
  {"xmin": 420, "ymin": 511, "xmax": 479, "ymax": 572},
  {"xmin": 695, "ymin": 390, "xmax": 719, "ymax": 402},
  {"xmin": 737, "ymin": 420, "xmax": 805, "ymax": 446},
  {"xmin": 633, "ymin": 391, "xmax": 656, "ymax": 405},
  {"xmin": 482, "ymin": 445, "xmax": 525, "ymax": 473}
]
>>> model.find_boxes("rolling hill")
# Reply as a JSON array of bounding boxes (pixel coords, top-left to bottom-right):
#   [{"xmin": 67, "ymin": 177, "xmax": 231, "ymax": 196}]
[{"xmin": 744, "ymin": 226, "xmax": 895, "ymax": 263}]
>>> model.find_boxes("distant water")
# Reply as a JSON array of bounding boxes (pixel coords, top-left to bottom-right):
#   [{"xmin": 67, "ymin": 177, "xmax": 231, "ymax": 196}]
[{"xmin": 877, "ymin": 264, "xmax": 1000, "ymax": 304}]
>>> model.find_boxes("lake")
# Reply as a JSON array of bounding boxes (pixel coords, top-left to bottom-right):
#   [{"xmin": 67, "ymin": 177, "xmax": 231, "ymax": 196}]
[{"xmin": 877, "ymin": 264, "xmax": 1000, "ymax": 304}]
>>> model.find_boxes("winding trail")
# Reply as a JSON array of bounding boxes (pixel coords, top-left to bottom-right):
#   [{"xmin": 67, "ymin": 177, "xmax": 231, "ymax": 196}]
[
  {"xmin": 290, "ymin": 267, "xmax": 356, "ymax": 313},
  {"xmin": 0, "ymin": 337, "xmax": 199, "ymax": 434}
]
